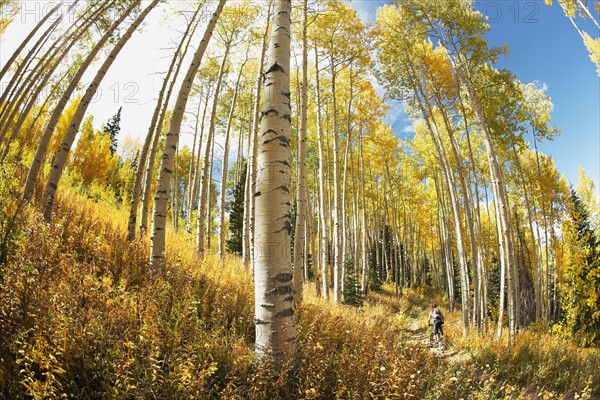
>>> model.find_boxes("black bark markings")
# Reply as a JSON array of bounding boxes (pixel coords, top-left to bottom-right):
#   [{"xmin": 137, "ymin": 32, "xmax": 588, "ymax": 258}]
[
  {"xmin": 274, "ymin": 308, "xmax": 294, "ymax": 318},
  {"xmin": 264, "ymin": 61, "xmax": 287, "ymax": 76},
  {"xmin": 274, "ymin": 220, "xmax": 292, "ymax": 236},
  {"xmin": 269, "ymin": 285, "xmax": 293, "ymax": 295},
  {"xmin": 274, "ymin": 272, "xmax": 293, "ymax": 282},
  {"xmin": 263, "ymin": 135, "xmax": 289, "ymax": 146}
]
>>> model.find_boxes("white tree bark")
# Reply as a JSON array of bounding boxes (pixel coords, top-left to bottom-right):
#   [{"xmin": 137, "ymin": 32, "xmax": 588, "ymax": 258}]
[
  {"xmin": 218, "ymin": 51, "xmax": 249, "ymax": 258},
  {"xmin": 243, "ymin": 4, "xmax": 272, "ymax": 270},
  {"xmin": 22, "ymin": 0, "xmax": 126, "ymax": 201},
  {"xmin": 314, "ymin": 46, "xmax": 329, "ymax": 300},
  {"xmin": 196, "ymin": 44, "xmax": 230, "ymax": 256},
  {"xmin": 254, "ymin": 0, "xmax": 296, "ymax": 366},
  {"xmin": 40, "ymin": 0, "xmax": 156, "ymax": 220},
  {"xmin": 128, "ymin": 4, "xmax": 202, "ymax": 240},
  {"xmin": 0, "ymin": 1, "xmax": 63, "ymax": 83},
  {"xmin": 292, "ymin": 0, "xmax": 309, "ymax": 303},
  {"xmin": 150, "ymin": 0, "xmax": 226, "ymax": 273}
]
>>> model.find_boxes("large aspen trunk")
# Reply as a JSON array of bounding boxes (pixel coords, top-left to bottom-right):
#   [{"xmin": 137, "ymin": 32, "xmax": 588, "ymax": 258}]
[
  {"xmin": 253, "ymin": 0, "xmax": 296, "ymax": 366},
  {"xmin": 149, "ymin": 0, "xmax": 226, "ymax": 273},
  {"xmin": 40, "ymin": 0, "xmax": 157, "ymax": 220}
]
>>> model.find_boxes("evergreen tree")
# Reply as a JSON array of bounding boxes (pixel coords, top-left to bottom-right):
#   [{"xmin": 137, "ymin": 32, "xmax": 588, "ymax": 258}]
[
  {"xmin": 343, "ymin": 260, "xmax": 363, "ymax": 307},
  {"xmin": 226, "ymin": 163, "xmax": 246, "ymax": 256},
  {"xmin": 368, "ymin": 247, "xmax": 383, "ymax": 293},
  {"xmin": 559, "ymin": 188, "xmax": 600, "ymax": 344},
  {"xmin": 103, "ymin": 106, "xmax": 122, "ymax": 155}
]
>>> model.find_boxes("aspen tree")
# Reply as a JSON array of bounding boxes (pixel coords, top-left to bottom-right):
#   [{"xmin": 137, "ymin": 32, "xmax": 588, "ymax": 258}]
[
  {"xmin": 218, "ymin": 47, "xmax": 250, "ymax": 258},
  {"xmin": 0, "ymin": 1, "xmax": 63, "ymax": 87},
  {"xmin": 23, "ymin": 0, "xmax": 137, "ymax": 202},
  {"xmin": 292, "ymin": 0, "xmax": 309, "ymax": 302},
  {"xmin": 150, "ymin": 0, "xmax": 226, "ymax": 272},
  {"xmin": 253, "ymin": 0, "xmax": 296, "ymax": 366},
  {"xmin": 41, "ymin": 0, "xmax": 159, "ymax": 221},
  {"xmin": 243, "ymin": 2, "xmax": 272, "ymax": 269},
  {"xmin": 197, "ymin": 2, "xmax": 250, "ymax": 256},
  {"xmin": 127, "ymin": 3, "xmax": 203, "ymax": 240}
]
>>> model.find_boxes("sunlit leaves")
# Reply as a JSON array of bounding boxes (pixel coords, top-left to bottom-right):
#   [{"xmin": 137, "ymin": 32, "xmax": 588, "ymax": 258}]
[{"xmin": 70, "ymin": 115, "xmax": 119, "ymax": 188}]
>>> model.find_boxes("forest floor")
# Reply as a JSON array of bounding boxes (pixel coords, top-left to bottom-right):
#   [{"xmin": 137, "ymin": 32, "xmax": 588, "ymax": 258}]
[{"xmin": 1, "ymin": 190, "xmax": 599, "ymax": 399}]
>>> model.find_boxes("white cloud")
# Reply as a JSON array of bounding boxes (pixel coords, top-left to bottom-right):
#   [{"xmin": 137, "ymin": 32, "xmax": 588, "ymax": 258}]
[
  {"xmin": 383, "ymin": 100, "xmax": 414, "ymax": 138},
  {"xmin": 350, "ymin": 0, "xmax": 391, "ymax": 23},
  {"xmin": 531, "ymin": 80, "xmax": 549, "ymax": 92},
  {"xmin": 402, "ymin": 124, "xmax": 416, "ymax": 134}
]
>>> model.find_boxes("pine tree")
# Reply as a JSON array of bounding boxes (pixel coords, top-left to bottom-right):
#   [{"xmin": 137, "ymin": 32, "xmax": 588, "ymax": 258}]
[
  {"xmin": 368, "ymin": 247, "xmax": 383, "ymax": 293},
  {"xmin": 343, "ymin": 260, "xmax": 363, "ymax": 307},
  {"xmin": 226, "ymin": 163, "xmax": 247, "ymax": 256},
  {"xmin": 560, "ymin": 188, "xmax": 600, "ymax": 344},
  {"xmin": 103, "ymin": 106, "xmax": 122, "ymax": 155}
]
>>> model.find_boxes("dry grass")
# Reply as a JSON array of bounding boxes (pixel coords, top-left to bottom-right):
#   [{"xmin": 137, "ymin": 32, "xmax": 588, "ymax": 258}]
[{"xmin": 1, "ymin": 188, "xmax": 598, "ymax": 399}]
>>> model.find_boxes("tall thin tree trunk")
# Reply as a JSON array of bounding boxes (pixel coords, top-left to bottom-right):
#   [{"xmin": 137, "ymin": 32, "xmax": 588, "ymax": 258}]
[
  {"xmin": 129, "ymin": 4, "xmax": 202, "ymax": 240},
  {"xmin": 197, "ymin": 45, "xmax": 229, "ymax": 256},
  {"xmin": 140, "ymin": 12, "xmax": 201, "ymax": 236},
  {"xmin": 0, "ymin": 0, "xmax": 74, "ymax": 122},
  {"xmin": 185, "ymin": 98, "xmax": 203, "ymax": 233},
  {"xmin": 330, "ymin": 57, "xmax": 342, "ymax": 303},
  {"xmin": 243, "ymin": 3, "xmax": 272, "ymax": 270},
  {"xmin": 0, "ymin": 1, "xmax": 63, "ymax": 83},
  {"xmin": 0, "ymin": 0, "xmax": 94, "ymax": 142},
  {"xmin": 150, "ymin": 0, "xmax": 226, "ymax": 272},
  {"xmin": 315, "ymin": 47, "xmax": 329, "ymax": 300},
  {"xmin": 219, "ymin": 49, "xmax": 249, "ymax": 258},
  {"xmin": 292, "ymin": 0, "xmax": 309, "ymax": 303},
  {"xmin": 39, "ymin": 0, "xmax": 156, "ymax": 219}
]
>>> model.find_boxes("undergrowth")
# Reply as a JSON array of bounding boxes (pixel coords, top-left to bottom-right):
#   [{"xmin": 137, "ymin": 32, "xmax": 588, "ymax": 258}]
[{"xmin": 0, "ymin": 188, "xmax": 598, "ymax": 399}]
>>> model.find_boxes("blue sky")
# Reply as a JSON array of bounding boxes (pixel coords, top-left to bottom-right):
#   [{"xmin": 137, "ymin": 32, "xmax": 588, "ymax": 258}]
[{"xmin": 352, "ymin": 0, "xmax": 600, "ymax": 193}]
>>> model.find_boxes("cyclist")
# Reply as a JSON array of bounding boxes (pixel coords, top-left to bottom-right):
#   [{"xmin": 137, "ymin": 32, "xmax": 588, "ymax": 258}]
[{"xmin": 427, "ymin": 304, "xmax": 444, "ymax": 346}]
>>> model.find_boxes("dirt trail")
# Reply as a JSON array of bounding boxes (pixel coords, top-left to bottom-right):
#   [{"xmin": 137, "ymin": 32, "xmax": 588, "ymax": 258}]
[{"xmin": 399, "ymin": 297, "xmax": 466, "ymax": 361}]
